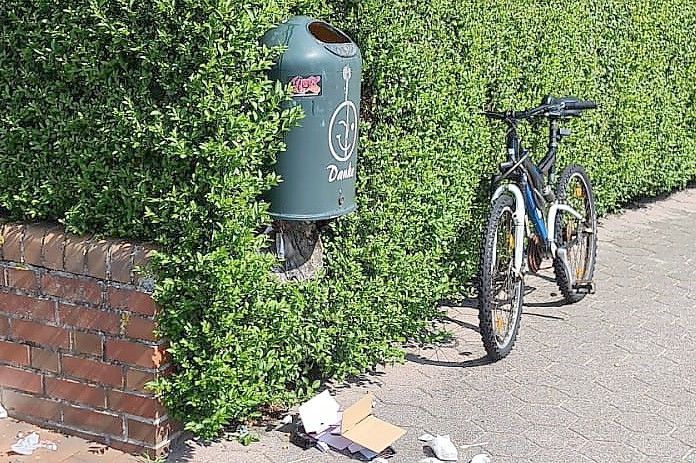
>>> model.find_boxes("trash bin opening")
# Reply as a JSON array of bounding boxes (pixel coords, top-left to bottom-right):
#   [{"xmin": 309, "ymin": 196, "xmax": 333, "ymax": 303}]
[{"xmin": 308, "ymin": 21, "xmax": 351, "ymax": 44}]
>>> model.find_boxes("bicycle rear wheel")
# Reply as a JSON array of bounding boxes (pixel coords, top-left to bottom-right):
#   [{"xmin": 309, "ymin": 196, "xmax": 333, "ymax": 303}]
[
  {"xmin": 478, "ymin": 194, "xmax": 523, "ymax": 361},
  {"xmin": 553, "ymin": 164, "xmax": 597, "ymax": 303}
]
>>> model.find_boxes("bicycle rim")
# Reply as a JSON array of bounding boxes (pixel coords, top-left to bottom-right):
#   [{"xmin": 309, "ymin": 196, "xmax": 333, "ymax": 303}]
[
  {"xmin": 560, "ymin": 172, "xmax": 596, "ymax": 281},
  {"xmin": 489, "ymin": 205, "xmax": 522, "ymax": 347}
]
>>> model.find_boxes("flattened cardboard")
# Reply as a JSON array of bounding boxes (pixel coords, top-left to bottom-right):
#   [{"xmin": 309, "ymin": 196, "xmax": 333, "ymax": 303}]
[
  {"xmin": 341, "ymin": 394, "xmax": 372, "ymax": 431},
  {"xmin": 342, "ymin": 415, "xmax": 405, "ymax": 453},
  {"xmin": 340, "ymin": 393, "xmax": 406, "ymax": 453}
]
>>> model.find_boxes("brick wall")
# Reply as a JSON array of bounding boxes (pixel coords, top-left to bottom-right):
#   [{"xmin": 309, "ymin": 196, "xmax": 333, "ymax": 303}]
[{"xmin": 0, "ymin": 222, "xmax": 178, "ymax": 457}]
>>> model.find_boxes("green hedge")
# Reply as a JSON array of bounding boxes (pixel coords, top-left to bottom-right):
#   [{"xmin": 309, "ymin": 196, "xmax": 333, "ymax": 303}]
[{"xmin": 2, "ymin": 0, "xmax": 695, "ymax": 438}]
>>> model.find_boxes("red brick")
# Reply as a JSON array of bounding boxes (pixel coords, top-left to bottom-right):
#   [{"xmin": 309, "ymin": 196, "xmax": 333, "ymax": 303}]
[
  {"xmin": 46, "ymin": 377, "xmax": 106, "ymax": 408},
  {"xmin": 72, "ymin": 330, "xmax": 103, "ymax": 356},
  {"xmin": 63, "ymin": 405, "xmax": 123, "ymax": 436},
  {"xmin": 13, "ymin": 319, "xmax": 69, "ymax": 349},
  {"xmin": 1, "ymin": 224, "xmax": 23, "ymax": 262},
  {"xmin": 5, "ymin": 266, "xmax": 40, "ymax": 292},
  {"xmin": 59, "ymin": 304, "xmax": 119, "ymax": 334},
  {"xmin": 125, "ymin": 368, "xmax": 156, "ymax": 392},
  {"xmin": 0, "ymin": 315, "xmax": 9, "ymax": 336},
  {"xmin": 127, "ymin": 419, "xmax": 173, "ymax": 445},
  {"xmin": 0, "ymin": 340, "xmax": 30, "ymax": 366},
  {"xmin": 110, "ymin": 439, "xmax": 163, "ymax": 459},
  {"xmin": 62, "ymin": 356, "xmax": 123, "ymax": 387},
  {"xmin": 0, "ymin": 292, "xmax": 55, "ymax": 321},
  {"xmin": 30, "ymin": 347, "xmax": 60, "ymax": 373},
  {"xmin": 86, "ymin": 239, "xmax": 110, "ymax": 280},
  {"xmin": 42, "ymin": 227, "xmax": 65, "ymax": 270},
  {"xmin": 108, "ymin": 390, "xmax": 165, "ymax": 420},
  {"xmin": 64, "ymin": 234, "xmax": 88, "ymax": 274},
  {"xmin": 2, "ymin": 389, "xmax": 61, "ymax": 421},
  {"xmin": 107, "ymin": 287, "xmax": 157, "ymax": 316},
  {"xmin": 110, "ymin": 242, "xmax": 134, "ymax": 283},
  {"xmin": 106, "ymin": 338, "xmax": 167, "ymax": 369},
  {"xmin": 126, "ymin": 315, "xmax": 157, "ymax": 341},
  {"xmin": 41, "ymin": 273, "xmax": 102, "ymax": 304},
  {"xmin": 0, "ymin": 365, "xmax": 42, "ymax": 393},
  {"xmin": 22, "ymin": 224, "xmax": 45, "ymax": 266}
]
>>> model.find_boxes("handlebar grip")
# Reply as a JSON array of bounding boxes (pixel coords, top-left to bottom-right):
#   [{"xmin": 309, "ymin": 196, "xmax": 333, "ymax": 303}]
[{"xmin": 565, "ymin": 100, "xmax": 597, "ymax": 110}]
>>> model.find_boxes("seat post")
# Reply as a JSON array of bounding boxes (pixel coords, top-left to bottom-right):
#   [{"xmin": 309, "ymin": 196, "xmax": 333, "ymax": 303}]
[{"xmin": 539, "ymin": 119, "xmax": 559, "ymax": 177}]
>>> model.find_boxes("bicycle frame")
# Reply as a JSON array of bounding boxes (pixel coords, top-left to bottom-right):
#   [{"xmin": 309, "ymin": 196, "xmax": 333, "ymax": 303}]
[{"xmin": 490, "ymin": 122, "xmax": 587, "ymax": 281}]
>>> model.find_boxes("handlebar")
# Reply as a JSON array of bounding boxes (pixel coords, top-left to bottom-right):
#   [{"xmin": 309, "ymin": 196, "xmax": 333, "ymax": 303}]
[
  {"xmin": 564, "ymin": 101, "xmax": 597, "ymax": 110},
  {"xmin": 482, "ymin": 96, "xmax": 597, "ymax": 122}
]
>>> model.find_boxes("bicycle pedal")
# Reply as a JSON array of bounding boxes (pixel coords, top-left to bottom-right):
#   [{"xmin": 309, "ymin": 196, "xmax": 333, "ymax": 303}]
[{"xmin": 573, "ymin": 280, "xmax": 595, "ymax": 294}]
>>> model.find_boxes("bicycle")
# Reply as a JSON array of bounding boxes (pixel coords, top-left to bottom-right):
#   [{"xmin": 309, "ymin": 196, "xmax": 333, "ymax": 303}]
[{"xmin": 478, "ymin": 95, "xmax": 598, "ymax": 361}]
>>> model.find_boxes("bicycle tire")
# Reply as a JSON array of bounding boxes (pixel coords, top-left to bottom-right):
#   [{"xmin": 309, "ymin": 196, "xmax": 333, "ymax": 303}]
[
  {"xmin": 553, "ymin": 164, "xmax": 598, "ymax": 303},
  {"xmin": 478, "ymin": 194, "xmax": 524, "ymax": 361}
]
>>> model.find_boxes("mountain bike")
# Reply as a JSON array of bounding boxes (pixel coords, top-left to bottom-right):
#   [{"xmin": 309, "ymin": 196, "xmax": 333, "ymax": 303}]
[{"xmin": 478, "ymin": 95, "xmax": 598, "ymax": 360}]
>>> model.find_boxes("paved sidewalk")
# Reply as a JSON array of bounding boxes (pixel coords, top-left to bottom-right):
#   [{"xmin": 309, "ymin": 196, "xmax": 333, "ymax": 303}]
[
  {"xmin": 169, "ymin": 187, "xmax": 696, "ymax": 462},
  {"xmin": 0, "ymin": 417, "xmax": 139, "ymax": 462}
]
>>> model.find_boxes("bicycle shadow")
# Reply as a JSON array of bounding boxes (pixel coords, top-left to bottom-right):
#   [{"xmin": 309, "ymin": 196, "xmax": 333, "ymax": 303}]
[{"xmin": 405, "ymin": 297, "xmax": 492, "ymax": 368}]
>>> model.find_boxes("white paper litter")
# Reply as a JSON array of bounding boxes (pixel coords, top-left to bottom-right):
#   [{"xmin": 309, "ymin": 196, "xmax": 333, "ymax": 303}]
[
  {"xmin": 0, "ymin": 404, "xmax": 7, "ymax": 419},
  {"xmin": 374, "ymin": 458, "xmax": 389, "ymax": 463},
  {"xmin": 280, "ymin": 414, "xmax": 293, "ymax": 425},
  {"xmin": 316, "ymin": 441, "xmax": 330, "ymax": 452},
  {"xmin": 419, "ymin": 458, "xmax": 442, "ymax": 463},
  {"xmin": 298, "ymin": 390, "xmax": 340, "ymax": 434},
  {"xmin": 470, "ymin": 454, "xmax": 491, "ymax": 463},
  {"xmin": 419, "ymin": 433, "xmax": 435, "ymax": 441},
  {"xmin": 423, "ymin": 434, "xmax": 458, "ymax": 461}
]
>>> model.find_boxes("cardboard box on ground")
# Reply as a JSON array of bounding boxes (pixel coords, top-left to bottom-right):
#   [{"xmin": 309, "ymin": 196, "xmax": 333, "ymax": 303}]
[{"xmin": 296, "ymin": 390, "xmax": 405, "ymax": 459}]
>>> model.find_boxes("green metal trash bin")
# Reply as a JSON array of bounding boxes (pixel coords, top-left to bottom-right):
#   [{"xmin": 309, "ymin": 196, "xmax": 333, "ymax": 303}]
[{"xmin": 263, "ymin": 16, "xmax": 361, "ymax": 221}]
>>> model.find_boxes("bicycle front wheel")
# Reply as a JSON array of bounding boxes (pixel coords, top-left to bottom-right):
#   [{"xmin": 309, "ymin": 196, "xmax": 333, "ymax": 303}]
[{"xmin": 478, "ymin": 194, "xmax": 523, "ymax": 361}]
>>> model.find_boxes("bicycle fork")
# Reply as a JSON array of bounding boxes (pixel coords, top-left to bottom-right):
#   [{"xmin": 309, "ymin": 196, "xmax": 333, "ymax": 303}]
[{"xmin": 491, "ymin": 184, "xmax": 525, "ymax": 278}]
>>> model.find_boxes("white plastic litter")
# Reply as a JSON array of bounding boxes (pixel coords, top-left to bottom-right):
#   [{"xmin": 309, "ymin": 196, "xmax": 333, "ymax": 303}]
[
  {"xmin": 281, "ymin": 414, "xmax": 293, "ymax": 425},
  {"xmin": 419, "ymin": 433, "xmax": 435, "ymax": 441},
  {"xmin": 469, "ymin": 454, "xmax": 491, "ymax": 463},
  {"xmin": 374, "ymin": 458, "xmax": 389, "ymax": 463},
  {"xmin": 419, "ymin": 458, "xmax": 442, "ymax": 463},
  {"xmin": 0, "ymin": 404, "xmax": 7, "ymax": 419},
  {"xmin": 422, "ymin": 434, "xmax": 458, "ymax": 461},
  {"xmin": 460, "ymin": 442, "xmax": 489, "ymax": 450},
  {"xmin": 11, "ymin": 432, "xmax": 40, "ymax": 455}
]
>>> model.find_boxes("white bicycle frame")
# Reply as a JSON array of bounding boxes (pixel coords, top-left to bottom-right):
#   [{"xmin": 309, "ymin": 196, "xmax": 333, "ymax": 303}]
[{"xmin": 491, "ymin": 183, "xmax": 586, "ymax": 284}]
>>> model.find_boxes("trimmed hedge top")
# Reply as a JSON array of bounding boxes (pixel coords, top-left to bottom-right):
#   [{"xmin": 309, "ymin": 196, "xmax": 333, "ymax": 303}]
[{"xmin": 2, "ymin": 0, "xmax": 695, "ymax": 437}]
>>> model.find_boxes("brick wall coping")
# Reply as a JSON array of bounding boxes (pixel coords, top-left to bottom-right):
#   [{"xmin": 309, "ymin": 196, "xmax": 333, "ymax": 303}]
[{"xmin": 0, "ymin": 221, "xmax": 157, "ymax": 287}]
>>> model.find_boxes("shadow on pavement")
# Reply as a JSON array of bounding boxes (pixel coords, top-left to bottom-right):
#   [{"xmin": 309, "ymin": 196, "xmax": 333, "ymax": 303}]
[{"xmin": 404, "ymin": 352, "xmax": 492, "ymax": 368}]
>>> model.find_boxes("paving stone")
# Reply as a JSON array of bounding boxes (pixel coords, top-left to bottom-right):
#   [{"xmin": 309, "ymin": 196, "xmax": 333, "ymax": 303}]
[{"xmin": 164, "ymin": 187, "xmax": 696, "ymax": 462}]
